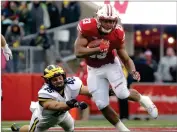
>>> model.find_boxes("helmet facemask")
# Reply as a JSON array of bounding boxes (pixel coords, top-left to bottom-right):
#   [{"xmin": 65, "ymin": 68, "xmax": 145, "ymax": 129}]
[
  {"xmin": 97, "ymin": 17, "xmax": 117, "ymax": 34},
  {"xmin": 43, "ymin": 65, "xmax": 66, "ymax": 92},
  {"xmin": 96, "ymin": 4, "xmax": 119, "ymax": 34},
  {"xmin": 49, "ymin": 74, "xmax": 65, "ymax": 92}
]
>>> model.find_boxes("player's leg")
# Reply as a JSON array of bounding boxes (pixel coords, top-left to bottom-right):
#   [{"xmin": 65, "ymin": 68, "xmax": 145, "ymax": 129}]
[
  {"xmin": 28, "ymin": 108, "xmax": 55, "ymax": 132},
  {"xmin": 87, "ymin": 66, "xmax": 130, "ymax": 131},
  {"xmin": 108, "ymin": 63, "xmax": 158, "ymax": 119},
  {"xmin": 11, "ymin": 123, "xmax": 29, "ymax": 132},
  {"xmin": 128, "ymin": 89, "xmax": 158, "ymax": 118},
  {"xmin": 58, "ymin": 112, "xmax": 74, "ymax": 132}
]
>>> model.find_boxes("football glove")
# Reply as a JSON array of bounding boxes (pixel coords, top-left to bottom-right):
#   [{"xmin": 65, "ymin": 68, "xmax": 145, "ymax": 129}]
[
  {"xmin": 131, "ymin": 70, "xmax": 141, "ymax": 82},
  {"xmin": 99, "ymin": 39, "xmax": 110, "ymax": 52},
  {"xmin": 66, "ymin": 99, "xmax": 88, "ymax": 110},
  {"xmin": 76, "ymin": 101, "xmax": 88, "ymax": 110},
  {"xmin": 66, "ymin": 99, "xmax": 78, "ymax": 108}
]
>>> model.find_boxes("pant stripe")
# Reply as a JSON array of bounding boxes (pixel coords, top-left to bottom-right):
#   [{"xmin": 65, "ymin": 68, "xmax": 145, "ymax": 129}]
[{"xmin": 29, "ymin": 117, "xmax": 39, "ymax": 132}]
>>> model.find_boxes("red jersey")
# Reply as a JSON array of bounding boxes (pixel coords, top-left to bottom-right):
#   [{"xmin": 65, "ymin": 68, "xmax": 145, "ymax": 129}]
[{"xmin": 77, "ymin": 18, "xmax": 125, "ymax": 68}]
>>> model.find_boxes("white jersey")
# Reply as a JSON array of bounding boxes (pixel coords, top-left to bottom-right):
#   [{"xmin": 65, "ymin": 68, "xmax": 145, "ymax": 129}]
[
  {"xmin": 31, "ymin": 76, "xmax": 82, "ymax": 117},
  {"xmin": 28, "ymin": 76, "xmax": 82, "ymax": 131}
]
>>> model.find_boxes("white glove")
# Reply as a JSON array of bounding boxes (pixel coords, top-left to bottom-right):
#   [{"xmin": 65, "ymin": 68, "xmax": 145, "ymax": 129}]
[{"xmin": 2, "ymin": 44, "xmax": 12, "ymax": 61}]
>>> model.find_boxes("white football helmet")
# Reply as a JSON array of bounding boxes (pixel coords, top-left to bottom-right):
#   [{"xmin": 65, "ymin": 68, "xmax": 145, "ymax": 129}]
[{"xmin": 96, "ymin": 4, "xmax": 119, "ymax": 33}]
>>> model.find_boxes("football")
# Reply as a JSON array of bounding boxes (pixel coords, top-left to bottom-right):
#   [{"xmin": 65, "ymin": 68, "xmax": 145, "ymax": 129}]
[{"xmin": 87, "ymin": 39, "xmax": 102, "ymax": 48}]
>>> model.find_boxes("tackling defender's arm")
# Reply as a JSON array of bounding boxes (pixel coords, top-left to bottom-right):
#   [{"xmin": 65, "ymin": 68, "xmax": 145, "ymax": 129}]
[
  {"xmin": 39, "ymin": 100, "xmax": 71, "ymax": 111},
  {"xmin": 74, "ymin": 32, "xmax": 100, "ymax": 58},
  {"xmin": 39, "ymin": 98, "xmax": 80, "ymax": 111}
]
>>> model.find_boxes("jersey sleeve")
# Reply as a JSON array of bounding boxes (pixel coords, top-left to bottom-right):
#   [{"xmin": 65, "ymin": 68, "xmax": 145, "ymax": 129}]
[
  {"xmin": 77, "ymin": 18, "xmax": 94, "ymax": 36},
  {"xmin": 38, "ymin": 84, "xmax": 56, "ymax": 101},
  {"xmin": 115, "ymin": 25, "xmax": 125, "ymax": 44},
  {"xmin": 77, "ymin": 20, "xmax": 83, "ymax": 34},
  {"xmin": 67, "ymin": 76, "xmax": 83, "ymax": 98}
]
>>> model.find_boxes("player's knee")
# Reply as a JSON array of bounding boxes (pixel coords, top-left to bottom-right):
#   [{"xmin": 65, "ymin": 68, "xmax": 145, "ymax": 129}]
[
  {"xmin": 95, "ymin": 100, "xmax": 109, "ymax": 110},
  {"xmin": 116, "ymin": 89, "xmax": 130, "ymax": 99}
]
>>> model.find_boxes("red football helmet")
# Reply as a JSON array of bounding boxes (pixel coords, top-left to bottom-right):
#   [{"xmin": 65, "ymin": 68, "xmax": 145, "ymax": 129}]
[{"xmin": 96, "ymin": 4, "xmax": 119, "ymax": 33}]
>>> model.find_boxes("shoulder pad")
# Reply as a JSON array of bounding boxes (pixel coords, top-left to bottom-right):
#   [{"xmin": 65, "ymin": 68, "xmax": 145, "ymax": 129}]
[
  {"xmin": 77, "ymin": 18, "xmax": 97, "ymax": 36},
  {"xmin": 66, "ymin": 76, "xmax": 82, "ymax": 91},
  {"xmin": 115, "ymin": 25, "xmax": 125, "ymax": 43},
  {"xmin": 38, "ymin": 84, "xmax": 56, "ymax": 99}
]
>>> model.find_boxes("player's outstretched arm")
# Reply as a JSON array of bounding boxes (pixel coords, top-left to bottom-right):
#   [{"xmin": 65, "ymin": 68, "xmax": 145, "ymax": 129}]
[
  {"xmin": 40, "ymin": 99, "xmax": 87, "ymax": 111},
  {"xmin": 116, "ymin": 44, "xmax": 140, "ymax": 81},
  {"xmin": 40, "ymin": 100, "xmax": 71, "ymax": 111},
  {"xmin": 1, "ymin": 34, "xmax": 13, "ymax": 61},
  {"xmin": 74, "ymin": 32, "xmax": 100, "ymax": 58}
]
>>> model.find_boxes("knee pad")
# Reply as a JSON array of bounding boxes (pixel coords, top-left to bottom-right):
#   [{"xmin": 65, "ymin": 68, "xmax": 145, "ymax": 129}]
[
  {"xmin": 116, "ymin": 88, "xmax": 130, "ymax": 99},
  {"xmin": 95, "ymin": 100, "xmax": 109, "ymax": 110}
]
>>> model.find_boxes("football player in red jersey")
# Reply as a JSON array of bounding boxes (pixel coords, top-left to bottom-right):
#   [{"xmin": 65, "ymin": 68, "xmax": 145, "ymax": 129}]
[{"xmin": 74, "ymin": 4, "xmax": 158, "ymax": 131}]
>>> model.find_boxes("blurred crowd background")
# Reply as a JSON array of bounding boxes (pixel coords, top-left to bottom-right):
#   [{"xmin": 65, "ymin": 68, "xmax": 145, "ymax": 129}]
[
  {"xmin": 1, "ymin": 1, "xmax": 176, "ymax": 83},
  {"xmin": 1, "ymin": 0, "xmax": 177, "ymax": 121}
]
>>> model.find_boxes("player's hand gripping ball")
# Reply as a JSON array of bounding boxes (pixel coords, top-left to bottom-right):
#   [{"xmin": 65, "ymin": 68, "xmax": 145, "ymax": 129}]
[
  {"xmin": 87, "ymin": 39, "xmax": 102, "ymax": 48},
  {"xmin": 87, "ymin": 39, "xmax": 110, "ymax": 52}
]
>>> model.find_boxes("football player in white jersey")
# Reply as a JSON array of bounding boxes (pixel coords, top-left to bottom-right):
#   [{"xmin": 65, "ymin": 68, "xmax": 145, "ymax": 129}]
[
  {"xmin": 1, "ymin": 34, "xmax": 13, "ymax": 61},
  {"xmin": 11, "ymin": 65, "xmax": 91, "ymax": 132},
  {"xmin": 1, "ymin": 34, "xmax": 13, "ymax": 100}
]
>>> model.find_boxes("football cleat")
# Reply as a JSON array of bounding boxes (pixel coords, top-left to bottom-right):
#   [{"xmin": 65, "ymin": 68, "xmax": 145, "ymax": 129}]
[
  {"xmin": 140, "ymin": 96, "xmax": 158, "ymax": 119},
  {"xmin": 11, "ymin": 123, "xmax": 20, "ymax": 131}
]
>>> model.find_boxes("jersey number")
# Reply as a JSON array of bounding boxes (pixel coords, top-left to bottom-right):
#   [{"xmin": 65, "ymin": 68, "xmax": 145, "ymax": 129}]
[
  {"xmin": 83, "ymin": 18, "xmax": 91, "ymax": 24},
  {"xmin": 90, "ymin": 52, "xmax": 108, "ymax": 59},
  {"xmin": 44, "ymin": 87, "xmax": 54, "ymax": 93},
  {"xmin": 67, "ymin": 77, "xmax": 76, "ymax": 84},
  {"xmin": 82, "ymin": 18, "xmax": 107, "ymax": 59}
]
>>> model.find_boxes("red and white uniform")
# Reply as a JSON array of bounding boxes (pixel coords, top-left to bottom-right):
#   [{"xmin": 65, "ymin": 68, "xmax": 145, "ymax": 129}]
[
  {"xmin": 77, "ymin": 18, "xmax": 130, "ymax": 110},
  {"xmin": 78, "ymin": 18, "xmax": 125, "ymax": 68}
]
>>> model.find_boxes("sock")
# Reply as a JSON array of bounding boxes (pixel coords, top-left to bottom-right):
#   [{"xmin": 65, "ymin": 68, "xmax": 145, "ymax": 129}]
[{"xmin": 115, "ymin": 119, "xmax": 130, "ymax": 131}]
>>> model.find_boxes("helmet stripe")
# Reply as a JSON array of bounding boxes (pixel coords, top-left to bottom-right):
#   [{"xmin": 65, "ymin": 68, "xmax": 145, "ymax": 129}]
[
  {"xmin": 109, "ymin": 4, "xmax": 113, "ymax": 16},
  {"xmin": 106, "ymin": 4, "xmax": 109, "ymax": 16}
]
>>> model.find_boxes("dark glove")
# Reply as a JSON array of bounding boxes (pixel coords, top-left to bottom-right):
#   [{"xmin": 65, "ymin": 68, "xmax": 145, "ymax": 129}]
[
  {"xmin": 66, "ymin": 99, "xmax": 78, "ymax": 108},
  {"xmin": 77, "ymin": 101, "xmax": 88, "ymax": 110}
]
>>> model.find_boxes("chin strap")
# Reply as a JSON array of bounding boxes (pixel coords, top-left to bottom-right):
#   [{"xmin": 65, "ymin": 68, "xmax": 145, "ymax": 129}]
[{"xmin": 101, "ymin": 27, "xmax": 112, "ymax": 33}]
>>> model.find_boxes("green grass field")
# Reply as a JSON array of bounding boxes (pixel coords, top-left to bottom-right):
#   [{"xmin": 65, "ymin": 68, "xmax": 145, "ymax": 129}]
[{"xmin": 2, "ymin": 119, "xmax": 177, "ymax": 131}]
